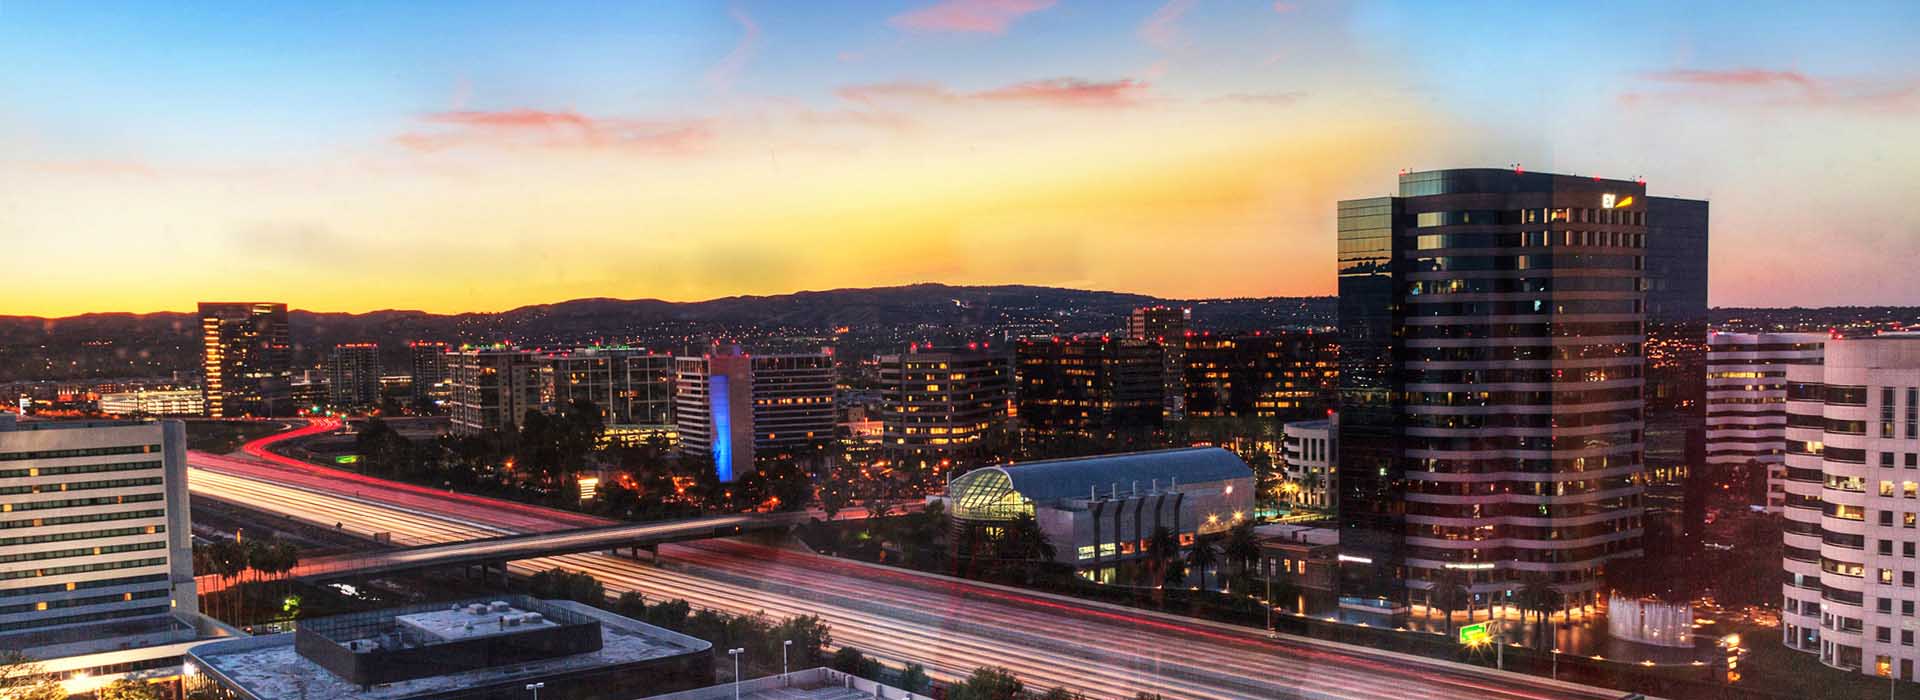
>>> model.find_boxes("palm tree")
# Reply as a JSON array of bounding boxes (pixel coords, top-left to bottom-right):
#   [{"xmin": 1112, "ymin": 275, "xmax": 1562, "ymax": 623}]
[
  {"xmin": 1427, "ymin": 573, "xmax": 1469, "ymax": 637},
  {"xmin": 1186, "ymin": 535, "xmax": 1220, "ymax": 591},
  {"xmin": 205, "ymin": 539, "xmax": 247, "ymax": 621},
  {"xmin": 1515, "ymin": 575, "xmax": 1561, "ymax": 649},
  {"xmin": 1145, "ymin": 526, "xmax": 1180, "ymax": 589},
  {"xmin": 1223, "ymin": 521, "xmax": 1261, "ymax": 593}
]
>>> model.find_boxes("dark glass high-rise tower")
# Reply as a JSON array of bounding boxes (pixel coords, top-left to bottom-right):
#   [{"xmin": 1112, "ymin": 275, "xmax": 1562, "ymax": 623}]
[
  {"xmin": 1336, "ymin": 169, "xmax": 1657, "ymax": 621},
  {"xmin": 1641, "ymin": 196, "xmax": 1711, "ymax": 567}
]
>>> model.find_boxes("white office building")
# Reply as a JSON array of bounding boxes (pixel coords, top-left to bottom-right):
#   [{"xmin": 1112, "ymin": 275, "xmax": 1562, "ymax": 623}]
[
  {"xmin": 96, "ymin": 389, "xmax": 206, "ymax": 418},
  {"xmin": 1281, "ymin": 417, "xmax": 1335, "ymax": 511},
  {"xmin": 1706, "ymin": 332, "xmax": 1826, "ymax": 512},
  {"xmin": 0, "ymin": 416, "xmax": 228, "ymax": 695},
  {"xmin": 1780, "ymin": 335, "xmax": 1920, "ymax": 681}
]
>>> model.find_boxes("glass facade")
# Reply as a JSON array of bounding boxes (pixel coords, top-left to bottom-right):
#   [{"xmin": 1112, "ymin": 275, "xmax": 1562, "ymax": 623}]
[
  {"xmin": 1335, "ymin": 196, "xmax": 1405, "ymax": 608},
  {"xmin": 1336, "ymin": 170, "xmax": 1651, "ymax": 619}
]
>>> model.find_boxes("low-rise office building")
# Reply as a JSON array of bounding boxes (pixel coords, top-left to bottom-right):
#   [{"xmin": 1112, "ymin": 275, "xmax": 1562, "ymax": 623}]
[
  {"xmin": 187, "ymin": 596, "xmax": 713, "ymax": 700},
  {"xmin": 1254, "ymin": 523, "xmax": 1340, "ymax": 614},
  {"xmin": 96, "ymin": 389, "xmax": 205, "ymax": 417},
  {"xmin": 1280, "ymin": 418, "xmax": 1336, "ymax": 511},
  {"xmin": 942, "ymin": 447, "xmax": 1254, "ymax": 583}
]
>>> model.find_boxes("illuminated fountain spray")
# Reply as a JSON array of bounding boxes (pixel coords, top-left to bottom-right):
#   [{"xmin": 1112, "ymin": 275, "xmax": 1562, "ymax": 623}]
[{"xmin": 1607, "ymin": 595, "xmax": 1694, "ymax": 648}]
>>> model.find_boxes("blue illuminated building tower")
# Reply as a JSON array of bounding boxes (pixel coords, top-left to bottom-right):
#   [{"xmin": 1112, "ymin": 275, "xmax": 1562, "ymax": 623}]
[{"xmin": 674, "ymin": 347, "xmax": 835, "ymax": 482}]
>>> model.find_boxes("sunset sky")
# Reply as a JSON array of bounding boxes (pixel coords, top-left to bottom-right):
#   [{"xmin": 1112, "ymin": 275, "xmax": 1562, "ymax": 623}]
[{"xmin": 3, "ymin": 1, "xmax": 1917, "ymax": 316}]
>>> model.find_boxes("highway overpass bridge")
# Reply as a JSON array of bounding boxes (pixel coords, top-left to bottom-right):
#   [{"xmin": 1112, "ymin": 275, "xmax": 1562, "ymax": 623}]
[{"xmin": 282, "ymin": 512, "xmax": 813, "ymax": 583}]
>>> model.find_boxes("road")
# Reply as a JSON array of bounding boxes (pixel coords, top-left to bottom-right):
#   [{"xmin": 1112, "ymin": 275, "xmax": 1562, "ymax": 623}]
[{"xmin": 187, "ymin": 430, "xmax": 1634, "ymax": 700}]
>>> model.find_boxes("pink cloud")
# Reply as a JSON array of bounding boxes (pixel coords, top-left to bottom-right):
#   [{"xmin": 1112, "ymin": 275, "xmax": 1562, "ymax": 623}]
[
  {"xmin": 1633, "ymin": 67, "xmax": 1917, "ymax": 111},
  {"xmin": 838, "ymin": 78, "xmax": 1149, "ymax": 109},
  {"xmin": 398, "ymin": 109, "xmax": 711, "ymax": 153},
  {"xmin": 706, "ymin": 7, "xmax": 761, "ymax": 93},
  {"xmin": 977, "ymin": 78, "xmax": 1149, "ymax": 107},
  {"xmin": 889, "ymin": 0, "xmax": 1056, "ymax": 35},
  {"xmin": 836, "ymin": 81, "xmax": 956, "ymax": 105},
  {"xmin": 1272, "ymin": 1, "xmax": 1299, "ymax": 12},
  {"xmin": 1211, "ymin": 90, "xmax": 1305, "ymax": 105},
  {"xmin": 1139, "ymin": 0, "xmax": 1198, "ymax": 49},
  {"xmin": 33, "ymin": 159, "xmax": 156, "ymax": 178},
  {"xmin": 1644, "ymin": 68, "xmax": 1817, "ymax": 89}
]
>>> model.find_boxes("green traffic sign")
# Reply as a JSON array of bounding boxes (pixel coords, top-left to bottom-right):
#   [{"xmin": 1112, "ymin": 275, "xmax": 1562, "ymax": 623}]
[{"xmin": 1458, "ymin": 621, "xmax": 1491, "ymax": 645}]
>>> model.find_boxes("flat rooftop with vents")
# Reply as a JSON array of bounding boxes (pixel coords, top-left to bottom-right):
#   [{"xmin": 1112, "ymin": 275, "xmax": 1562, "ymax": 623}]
[{"xmin": 186, "ymin": 596, "xmax": 714, "ymax": 700}]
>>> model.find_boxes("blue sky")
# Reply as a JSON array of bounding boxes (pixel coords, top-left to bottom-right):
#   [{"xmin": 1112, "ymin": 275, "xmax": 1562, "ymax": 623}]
[{"xmin": 1, "ymin": 0, "xmax": 1916, "ymax": 314}]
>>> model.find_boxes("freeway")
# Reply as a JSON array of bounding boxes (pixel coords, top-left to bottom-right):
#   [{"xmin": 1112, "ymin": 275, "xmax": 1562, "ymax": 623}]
[{"xmin": 187, "ymin": 439, "xmax": 1635, "ymax": 699}]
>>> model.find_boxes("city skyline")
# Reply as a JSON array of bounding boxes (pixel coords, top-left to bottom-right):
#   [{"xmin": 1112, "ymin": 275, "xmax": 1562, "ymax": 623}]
[{"xmin": 5, "ymin": 1, "xmax": 1918, "ymax": 316}]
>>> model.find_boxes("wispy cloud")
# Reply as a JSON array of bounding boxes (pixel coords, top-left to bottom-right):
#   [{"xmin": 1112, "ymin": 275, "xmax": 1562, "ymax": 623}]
[
  {"xmin": 396, "ymin": 109, "xmax": 711, "ymax": 153},
  {"xmin": 1211, "ymin": 90, "xmax": 1305, "ymax": 105},
  {"xmin": 1644, "ymin": 68, "xmax": 1816, "ymax": 89},
  {"xmin": 1139, "ymin": 0, "xmax": 1199, "ymax": 49},
  {"xmin": 1627, "ymin": 67, "xmax": 1916, "ymax": 111},
  {"xmin": 706, "ymin": 7, "xmax": 761, "ymax": 93},
  {"xmin": 32, "ymin": 159, "xmax": 157, "ymax": 178},
  {"xmin": 978, "ymin": 79, "xmax": 1150, "ymax": 107},
  {"xmin": 889, "ymin": 0, "xmax": 1056, "ymax": 35},
  {"xmin": 839, "ymin": 78, "xmax": 1149, "ymax": 109}
]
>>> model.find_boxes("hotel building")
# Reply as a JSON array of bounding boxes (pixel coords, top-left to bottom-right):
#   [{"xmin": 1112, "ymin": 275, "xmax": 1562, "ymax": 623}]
[
  {"xmin": 674, "ymin": 349, "xmax": 835, "ymax": 482},
  {"xmin": 197, "ymin": 302, "xmax": 292, "ymax": 418},
  {"xmin": 1336, "ymin": 169, "xmax": 1667, "ymax": 621},
  {"xmin": 1706, "ymin": 332, "xmax": 1827, "ymax": 512},
  {"xmin": 1780, "ymin": 335, "xmax": 1920, "ymax": 680},
  {"xmin": 877, "ymin": 345, "xmax": 1011, "ymax": 474}
]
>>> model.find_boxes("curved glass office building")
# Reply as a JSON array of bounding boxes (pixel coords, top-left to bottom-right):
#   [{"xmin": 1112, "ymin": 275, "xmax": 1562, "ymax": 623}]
[{"xmin": 1336, "ymin": 169, "xmax": 1695, "ymax": 621}]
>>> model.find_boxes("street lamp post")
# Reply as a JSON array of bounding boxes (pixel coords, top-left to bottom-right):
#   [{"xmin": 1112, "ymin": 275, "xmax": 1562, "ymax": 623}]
[
  {"xmin": 525, "ymin": 682, "xmax": 545, "ymax": 700},
  {"xmin": 783, "ymin": 639, "xmax": 792, "ymax": 682},
  {"xmin": 1265, "ymin": 568, "xmax": 1274, "ymax": 636},
  {"xmin": 729, "ymin": 648, "xmax": 746, "ymax": 700}
]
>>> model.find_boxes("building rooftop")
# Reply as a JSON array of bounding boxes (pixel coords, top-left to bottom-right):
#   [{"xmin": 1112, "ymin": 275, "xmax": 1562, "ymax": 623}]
[
  {"xmin": 947, "ymin": 448, "xmax": 1251, "ymax": 520},
  {"xmin": 641, "ymin": 668, "xmax": 922, "ymax": 700},
  {"xmin": 1256, "ymin": 523, "xmax": 1339, "ymax": 547},
  {"xmin": 995, "ymin": 447, "xmax": 1250, "ymax": 502},
  {"xmin": 0, "ymin": 416, "xmax": 151, "ymax": 433},
  {"xmin": 190, "ymin": 600, "xmax": 709, "ymax": 700}
]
